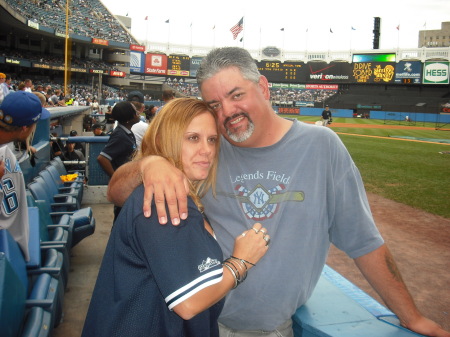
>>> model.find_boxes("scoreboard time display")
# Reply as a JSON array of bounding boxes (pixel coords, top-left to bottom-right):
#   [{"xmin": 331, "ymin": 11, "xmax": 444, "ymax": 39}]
[
  {"xmin": 256, "ymin": 61, "xmax": 304, "ymax": 83},
  {"xmin": 167, "ymin": 55, "xmax": 190, "ymax": 76}
]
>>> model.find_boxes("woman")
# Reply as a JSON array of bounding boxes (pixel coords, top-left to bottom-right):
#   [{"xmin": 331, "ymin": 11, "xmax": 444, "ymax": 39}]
[
  {"xmin": 82, "ymin": 98, "xmax": 269, "ymax": 337},
  {"xmin": 97, "ymin": 101, "xmax": 140, "ymax": 220}
]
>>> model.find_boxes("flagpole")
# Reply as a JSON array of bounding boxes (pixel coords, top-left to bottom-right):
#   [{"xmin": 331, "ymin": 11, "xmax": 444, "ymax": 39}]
[
  {"xmin": 145, "ymin": 17, "xmax": 149, "ymax": 50},
  {"xmin": 258, "ymin": 26, "xmax": 262, "ymax": 54},
  {"xmin": 190, "ymin": 22, "xmax": 193, "ymax": 51},
  {"xmin": 305, "ymin": 28, "xmax": 309, "ymax": 52},
  {"xmin": 396, "ymin": 25, "xmax": 400, "ymax": 50},
  {"xmin": 166, "ymin": 19, "xmax": 171, "ymax": 50},
  {"xmin": 242, "ymin": 17, "xmax": 245, "ymax": 48}
]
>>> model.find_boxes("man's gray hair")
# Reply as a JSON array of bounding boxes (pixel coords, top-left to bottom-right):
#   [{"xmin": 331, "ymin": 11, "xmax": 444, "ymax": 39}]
[{"xmin": 196, "ymin": 47, "xmax": 261, "ymax": 89}]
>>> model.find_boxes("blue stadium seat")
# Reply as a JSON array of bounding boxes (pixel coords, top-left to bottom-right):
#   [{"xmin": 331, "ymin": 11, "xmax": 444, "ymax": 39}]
[
  {"xmin": 28, "ymin": 176, "xmax": 78, "ymax": 212},
  {"xmin": 46, "ymin": 164, "xmax": 83, "ymax": 199},
  {"xmin": 41, "ymin": 166, "xmax": 83, "ymax": 201},
  {"xmin": 26, "ymin": 190, "xmax": 95, "ymax": 249},
  {"xmin": 38, "ymin": 169, "xmax": 81, "ymax": 209},
  {"xmin": 0, "ymin": 253, "xmax": 26, "ymax": 337},
  {"xmin": 26, "ymin": 207, "xmax": 68, "ymax": 291},
  {"xmin": 0, "ymin": 229, "xmax": 63, "ymax": 329},
  {"xmin": 50, "ymin": 157, "xmax": 85, "ymax": 182},
  {"xmin": 0, "ymin": 254, "xmax": 53, "ymax": 337}
]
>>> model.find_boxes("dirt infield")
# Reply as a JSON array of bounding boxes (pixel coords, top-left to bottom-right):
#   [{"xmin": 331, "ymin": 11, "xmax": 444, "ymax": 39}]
[
  {"xmin": 327, "ymin": 192, "xmax": 450, "ymax": 331},
  {"xmin": 305, "ymin": 120, "xmax": 437, "ymax": 130},
  {"xmin": 324, "ymin": 121, "xmax": 450, "ymax": 331}
]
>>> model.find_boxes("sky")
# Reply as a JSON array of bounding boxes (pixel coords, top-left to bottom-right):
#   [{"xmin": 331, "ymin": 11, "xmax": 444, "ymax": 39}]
[{"xmin": 101, "ymin": 0, "xmax": 450, "ymax": 52}]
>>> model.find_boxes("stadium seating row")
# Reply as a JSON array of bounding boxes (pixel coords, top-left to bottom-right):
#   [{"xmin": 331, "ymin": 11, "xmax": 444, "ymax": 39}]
[{"xmin": 0, "ymin": 157, "xmax": 95, "ymax": 337}]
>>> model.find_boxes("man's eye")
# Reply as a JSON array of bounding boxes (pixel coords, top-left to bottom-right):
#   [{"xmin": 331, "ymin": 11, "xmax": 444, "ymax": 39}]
[{"xmin": 210, "ymin": 103, "xmax": 221, "ymax": 111}]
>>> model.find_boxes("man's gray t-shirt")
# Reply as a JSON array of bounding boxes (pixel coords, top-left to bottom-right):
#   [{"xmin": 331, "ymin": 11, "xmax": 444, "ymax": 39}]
[{"xmin": 202, "ymin": 120, "xmax": 384, "ymax": 331}]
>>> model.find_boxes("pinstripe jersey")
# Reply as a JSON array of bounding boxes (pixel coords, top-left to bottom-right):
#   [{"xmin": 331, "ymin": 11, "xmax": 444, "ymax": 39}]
[{"xmin": 82, "ymin": 185, "xmax": 224, "ymax": 337}]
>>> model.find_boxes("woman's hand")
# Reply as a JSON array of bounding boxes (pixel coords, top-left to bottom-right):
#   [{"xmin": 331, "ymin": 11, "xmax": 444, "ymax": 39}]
[{"xmin": 231, "ymin": 223, "xmax": 270, "ymax": 269}]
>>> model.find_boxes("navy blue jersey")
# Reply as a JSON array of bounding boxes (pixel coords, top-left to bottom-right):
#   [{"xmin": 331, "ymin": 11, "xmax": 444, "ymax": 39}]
[
  {"xmin": 82, "ymin": 185, "xmax": 224, "ymax": 337},
  {"xmin": 99, "ymin": 124, "xmax": 136, "ymax": 170}
]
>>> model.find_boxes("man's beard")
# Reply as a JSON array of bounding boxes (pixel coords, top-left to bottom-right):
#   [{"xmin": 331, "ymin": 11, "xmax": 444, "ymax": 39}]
[{"xmin": 224, "ymin": 113, "xmax": 255, "ymax": 143}]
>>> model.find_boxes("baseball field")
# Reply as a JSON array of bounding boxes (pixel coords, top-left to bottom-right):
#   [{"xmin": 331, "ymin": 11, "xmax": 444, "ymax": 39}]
[{"xmin": 292, "ymin": 116, "xmax": 450, "ymax": 219}]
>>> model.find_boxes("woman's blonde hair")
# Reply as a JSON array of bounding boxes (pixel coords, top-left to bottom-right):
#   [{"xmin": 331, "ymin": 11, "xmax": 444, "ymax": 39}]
[{"xmin": 134, "ymin": 97, "xmax": 219, "ymax": 211}]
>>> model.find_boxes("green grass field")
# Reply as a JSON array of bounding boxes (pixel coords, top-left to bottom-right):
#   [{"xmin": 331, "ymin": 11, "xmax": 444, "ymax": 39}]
[{"xmin": 288, "ymin": 116, "xmax": 450, "ymax": 218}]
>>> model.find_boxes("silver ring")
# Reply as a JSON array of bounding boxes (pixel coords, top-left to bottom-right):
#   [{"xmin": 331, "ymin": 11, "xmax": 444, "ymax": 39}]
[
  {"xmin": 241, "ymin": 232, "xmax": 246, "ymax": 237},
  {"xmin": 263, "ymin": 236, "xmax": 270, "ymax": 246},
  {"xmin": 259, "ymin": 229, "xmax": 267, "ymax": 234},
  {"xmin": 251, "ymin": 228, "xmax": 259, "ymax": 234}
]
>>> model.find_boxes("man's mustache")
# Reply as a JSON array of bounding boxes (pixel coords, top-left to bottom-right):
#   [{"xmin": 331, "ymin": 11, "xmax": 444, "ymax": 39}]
[{"xmin": 223, "ymin": 112, "xmax": 250, "ymax": 128}]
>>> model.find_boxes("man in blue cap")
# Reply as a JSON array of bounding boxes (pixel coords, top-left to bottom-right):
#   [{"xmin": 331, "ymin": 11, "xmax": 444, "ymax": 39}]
[
  {"xmin": 0, "ymin": 90, "xmax": 50, "ymax": 145},
  {"xmin": 0, "ymin": 91, "xmax": 51, "ymax": 261}
]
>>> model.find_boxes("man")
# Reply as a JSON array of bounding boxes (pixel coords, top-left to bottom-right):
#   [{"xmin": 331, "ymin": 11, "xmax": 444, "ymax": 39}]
[
  {"xmin": 62, "ymin": 141, "xmax": 85, "ymax": 172},
  {"xmin": 92, "ymin": 123, "xmax": 106, "ymax": 136},
  {"xmin": 107, "ymin": 48, "xmax": 449, "ymax": 337},
  {"xmin": 321, "ymin": 105, "xmax": 332, "ymax": 126},
  {"xmin": 0, "ymin": 73, "xmax": 9, "ymax": 103},
  {"xmin": 155, "ymin": 89, "xmax": 174, "ymax": 114},
  {"xmin": 130, "ymin": 101, "xmax": 147, "ymax": 148},
  {"xmin": 127, "ymin": 90, "xmax": 145, "ymax": 104},
  {"xmin": 24, "ymin": 79, "xmax": 33, "ymax": 92},
  {"xmin": 69, "ymin": 130, "xmax": 85, "ymax": 156},
  {"xmin": 0, "ymin": 91, "xmax": 51, "ymax": 262}
]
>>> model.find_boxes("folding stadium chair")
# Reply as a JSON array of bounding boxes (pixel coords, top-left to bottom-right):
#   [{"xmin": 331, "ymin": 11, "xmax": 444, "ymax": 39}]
[
  {"xmin": 26, "ymin": 190, "xmax": 95, "ymax": 249},
  {"xmin": 38, "ymin": 169, "xmax": 81, "ymax": 209},
  {"xmin": 0, "ymin": 229, "xmax": 63, "ymax": 329},
  {"xmin": 27, "ymin": 207, "xmax": 68, "ymax": 290},
  {"xmin": 51, "ymin": 157, "xmax": 85, "ymax": 181},
  {"xmin": 28, "ymin": 176, "xmax": 79, "ymax": 212},
  {"xmin": 46, "ymin": 164, "xmax": 84, "ymax": 200},
  {"xmin": 0, "ymin": 254, "xmax": 53, "ymax": 337}
]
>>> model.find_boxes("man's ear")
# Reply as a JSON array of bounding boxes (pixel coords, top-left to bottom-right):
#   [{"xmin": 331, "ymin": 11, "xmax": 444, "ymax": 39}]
[{"xmin": 258, "ymin": 75, "xmax": 270, "ymax": 100}]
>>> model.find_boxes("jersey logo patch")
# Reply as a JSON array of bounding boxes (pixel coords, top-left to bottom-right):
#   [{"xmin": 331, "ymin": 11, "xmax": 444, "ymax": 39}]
[
  {"xmin": 222, "ymin": 183, "xmax": 304, "ymax": 221},
  {"xmin": 198, "ymin": 257, "xmax": 221, "ymax": 273}
]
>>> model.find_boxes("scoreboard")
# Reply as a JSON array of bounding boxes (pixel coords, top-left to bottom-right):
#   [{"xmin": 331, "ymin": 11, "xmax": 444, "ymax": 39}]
[
  {"xmin": 256, "ymin": 61, "xmax": 305, "ymax": 83},
  {"xmin": 167, "ymin": 55, "xmax": 190, "ymax": 76}
]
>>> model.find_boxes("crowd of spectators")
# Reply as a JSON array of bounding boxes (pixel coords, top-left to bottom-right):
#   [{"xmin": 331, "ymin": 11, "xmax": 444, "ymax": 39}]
[
  {"xmin": 164, "ymin": 78, "xmax": 199, "ymax": 97},
  {"xmin": 4, "ymin": 0, "xmax": 136, "ymax": 44},
  {"xmin": 270, "ymin": 88, "xmax": 337, "ymax": 105},
  {"xmin": 1, "ymin": 50, "xmax": 120, "ymax": 72}
]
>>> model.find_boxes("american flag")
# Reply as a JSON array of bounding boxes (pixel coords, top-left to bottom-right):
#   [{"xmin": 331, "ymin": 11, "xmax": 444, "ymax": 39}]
[{"xmin": 230, "ymin": 17, "xmax": 244, "ymax": 40}]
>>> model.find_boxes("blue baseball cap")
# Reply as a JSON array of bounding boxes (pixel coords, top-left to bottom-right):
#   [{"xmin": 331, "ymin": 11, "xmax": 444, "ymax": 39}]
[{"xmin": 0, "ymin": 91, "xmax": 51, "ymax": 126}]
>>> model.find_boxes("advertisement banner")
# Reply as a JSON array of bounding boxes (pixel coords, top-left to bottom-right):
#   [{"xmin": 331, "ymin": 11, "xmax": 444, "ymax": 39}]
[
  {"xmin": 145, "ymin": 53, "xmax": 167, "ymax": 75},
  {"xmin": 423, "ymin": 61, "xmax": 449, "ymax": 84},
  {"xmin": 92, "ymin": 38, "xmax": 109, "ymax": 46},
  {"xmin": 352, "ymin": 62, "xmax": 396, "ymax": 83},
  {"xmin": 130, "ymin": 44, "xmax": 145, "ymax": 52},
  {"xmin": 306, "ymin": 62, "xmax": 353, "ymax": 83},
  {"xmin": 130, "ymin": 51, "xmax": 144, "ymax": 73},
  {"xmin": 109, "ymin": 71, "xmax": 126, "ymax": 77},
  {"xmin": 394, "ymin": 61, "xmax": 422, "ymax": 84},
  {"xmin": 190, "ymin": 57, "xmax": 203, "ymax": 78}
]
